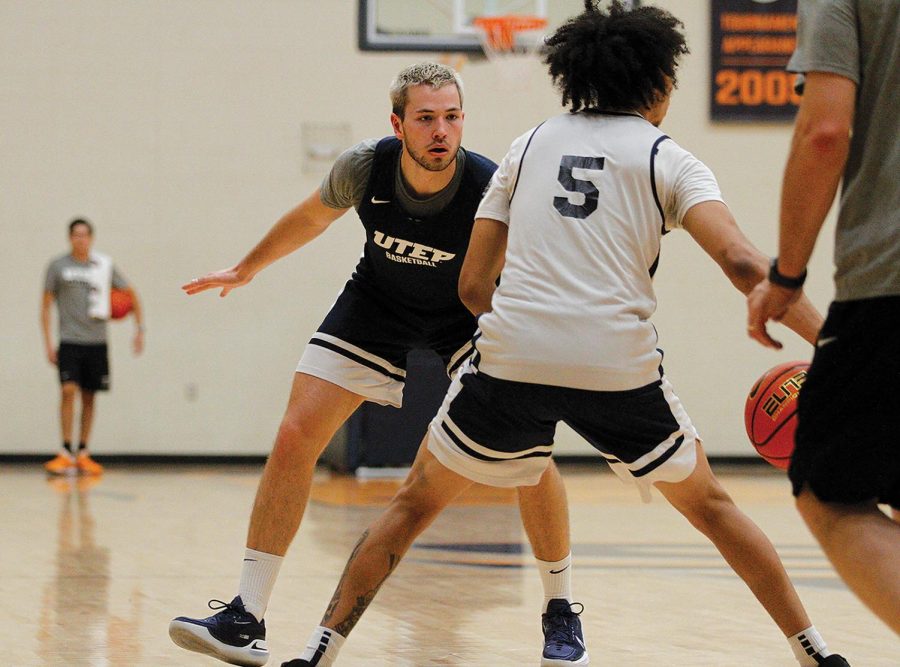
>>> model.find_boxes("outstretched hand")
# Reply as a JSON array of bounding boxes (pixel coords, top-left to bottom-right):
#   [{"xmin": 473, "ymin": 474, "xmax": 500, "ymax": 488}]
[
  {"xmin": 746, "ymin": 279, "xmax": 800, "ymax": 350},
  {"xmin": 182, "ymin": 267, "xmax": 251, "ymax": 297}
]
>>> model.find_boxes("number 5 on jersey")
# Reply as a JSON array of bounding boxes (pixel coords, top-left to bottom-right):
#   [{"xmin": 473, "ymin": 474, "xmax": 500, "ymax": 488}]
[{"xmin": 554, "ymin": 155, "xmax": 605, "ymax": 220}]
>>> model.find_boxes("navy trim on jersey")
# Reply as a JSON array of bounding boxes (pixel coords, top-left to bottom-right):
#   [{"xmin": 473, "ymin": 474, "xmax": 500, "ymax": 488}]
[
  {"xmin": 650, "ymin": 135, "xmax": 670, "ymax": 233},
  {"xmin": 582, "ymin": 110, "xmax": 646, "ymax": 119},
  {"xmin": 469, "ymin": 330, "xmax": 482, "ymax": 369},
  {"xmin": 447, "ymin": 346, "xmax": 470, "ymax": 376},
  {"xmin": 509, "ymin": 121, "xmax": 546, "ymax": 205},
  {"xmin": 308, "ymin": 337, "xmax": 406, "ymax": 382},
  {"xmin": 441, "ymin": 422, "xmax": 551, "ymax": 461},
  {"xmin": 632, "ymin": 434, "xmax": 685, "ymax": 477},
  {"xmin": 649, "ymin": 252, "xmax": 660, "ymax": 278}
]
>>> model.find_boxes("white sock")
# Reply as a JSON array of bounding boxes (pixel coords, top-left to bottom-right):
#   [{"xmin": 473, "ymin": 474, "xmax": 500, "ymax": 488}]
[
  {"xmin": 788, "ymin": 626, "xmax": 831, "ymax": 666},
  {"xmin": 297, "ymin": 625, "xmax": 346, "ymax": 666},
  {"xmin": 536, "ymin": 552, "xmax": 573, "ymax": 613},
  {"xmin": 237, "ymin": 548, "xmax": 283, "ymax": 622}
]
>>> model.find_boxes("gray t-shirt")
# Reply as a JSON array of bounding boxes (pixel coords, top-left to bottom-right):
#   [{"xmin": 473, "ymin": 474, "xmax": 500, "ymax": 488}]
[
  {"xmin": 793, "ymin": 0, "xmax": 900, "ymax": 301},
  {"xmin": 787, "ymin": 0, "xmax": 827, "ymax": 92},
  {"xmin": 319, "ymin": 138, "xmax": 468, "ymax": 219},
  {"xmin": 44, "ymin": 254, "xmax": 128, "ymax": 344}
]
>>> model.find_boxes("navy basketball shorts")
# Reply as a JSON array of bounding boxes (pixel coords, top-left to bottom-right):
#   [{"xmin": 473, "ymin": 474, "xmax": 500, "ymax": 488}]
[
  {"xmin": 791, "ymin": 295, "xmax": 900, "ymax": 508},
  {"xmin": 57, "ymin": 342, "xmax": 110, "ymax": 391},
  {"xmin": 427, "ymin": 359, "xmax": 699, "ymax": 500},
  {"xmin": 296, "ymin": 281, "xmax": 475, "ymax": 408}
]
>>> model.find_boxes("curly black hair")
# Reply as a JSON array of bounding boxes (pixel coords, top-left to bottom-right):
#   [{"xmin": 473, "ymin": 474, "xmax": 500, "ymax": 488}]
[{"xmin": 544, "ymin": 0, "xmax": 689, "ymax": 113}]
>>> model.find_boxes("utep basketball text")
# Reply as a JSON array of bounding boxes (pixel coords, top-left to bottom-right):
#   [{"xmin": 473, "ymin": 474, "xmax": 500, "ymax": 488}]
[{"xmin": 374, "ymin": 231, "xmax": 456, "ymax": 267}]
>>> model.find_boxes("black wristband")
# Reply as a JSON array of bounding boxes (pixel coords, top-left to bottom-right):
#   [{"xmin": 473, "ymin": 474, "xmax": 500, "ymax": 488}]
[{"xmin": 768, "ymin": 257, "xmax": 806, "ymax": 289}]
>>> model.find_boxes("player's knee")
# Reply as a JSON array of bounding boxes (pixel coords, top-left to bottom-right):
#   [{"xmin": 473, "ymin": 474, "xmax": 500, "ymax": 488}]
[
  {"xmin": 390, "ymin": 484, "xmax": 442, "ymax": 533},
  {"xmin": 61, "ymin": 383, "xmax": 78, "ymax": 400},
  {"xmin": 272, "ymin": 415, "xmax": 330, "ymax": 461},
  {"xmin": 676, "ymin": 481, "xmax": 735, "ymax": 533}
]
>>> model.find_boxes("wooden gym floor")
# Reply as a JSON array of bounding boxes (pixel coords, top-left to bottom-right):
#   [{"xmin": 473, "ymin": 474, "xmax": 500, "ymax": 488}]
[{"xmin": 4, "ymin": 462, "xmax": 896, "ymax": 666}]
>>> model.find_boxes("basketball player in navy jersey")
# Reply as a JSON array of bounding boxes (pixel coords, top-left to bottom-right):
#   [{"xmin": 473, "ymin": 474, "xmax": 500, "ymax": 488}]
[
  {"xmin": 169, "ymin": 62, "xmax": 584, "ymax": 667},
  {"xmin": 282, "ymin": 4, "xmax": 853, "ymax": 666}
]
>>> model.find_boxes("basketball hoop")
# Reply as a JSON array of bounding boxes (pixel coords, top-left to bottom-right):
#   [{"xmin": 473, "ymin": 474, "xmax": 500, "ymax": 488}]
[
  {"xmin": 473, "ymin": 14, "xmax": 548, "ymax": 89},
  {"xmin": 473, "ymin": 14, "xmax": 547, "ymax": 52}
]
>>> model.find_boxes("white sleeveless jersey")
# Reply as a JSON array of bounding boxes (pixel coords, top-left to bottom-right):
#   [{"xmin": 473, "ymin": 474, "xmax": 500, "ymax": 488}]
[{"xmin": 474, "ymin": 112, "xmax": 724, "ymax": 391}]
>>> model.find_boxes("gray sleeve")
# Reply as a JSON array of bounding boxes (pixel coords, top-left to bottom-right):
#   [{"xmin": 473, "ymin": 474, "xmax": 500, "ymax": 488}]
[
  {"xmin": 112, "ymin": 266, "xmax": 129, "ymax": 289},
  {"xmin": 787, "ymin": 0, "xmax": 826, "ymax": 74},
  {"xmin": 44, "ymin": 261, "xmax": 58, "ymax": 293},
  {"xmin": 795, "ymin": 0, "xmax": 860, "ymax": 83},
  {"xmin": 319, "ymin": 138, "xmax": 379, "ymax": 209}
]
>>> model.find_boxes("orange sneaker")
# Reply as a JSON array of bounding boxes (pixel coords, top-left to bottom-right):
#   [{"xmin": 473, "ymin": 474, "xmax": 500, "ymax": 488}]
[
  {"xmin": 44, "ymin": 452, "xmax": 76, "ymax": 475},
  {"xmin": 76, "ymin": 452, "xmax": 104, "ymax": 476}
]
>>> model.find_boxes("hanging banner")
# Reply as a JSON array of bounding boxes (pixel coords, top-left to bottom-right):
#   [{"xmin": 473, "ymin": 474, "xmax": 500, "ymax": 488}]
[{"xmin": 710, "ymin": 0, "xmax": 800, "ymax": 121}]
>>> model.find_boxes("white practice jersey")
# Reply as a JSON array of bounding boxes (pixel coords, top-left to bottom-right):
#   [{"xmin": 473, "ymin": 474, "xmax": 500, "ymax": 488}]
[{"xmin": 474, "ymin": 111, "xmax": 724, "ymax": 391}]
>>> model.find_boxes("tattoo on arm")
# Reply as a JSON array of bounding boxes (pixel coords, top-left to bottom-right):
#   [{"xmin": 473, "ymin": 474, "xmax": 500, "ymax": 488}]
[{"xmin": 321, "ymin": 529, "xmax": 400, "ymax": 637}]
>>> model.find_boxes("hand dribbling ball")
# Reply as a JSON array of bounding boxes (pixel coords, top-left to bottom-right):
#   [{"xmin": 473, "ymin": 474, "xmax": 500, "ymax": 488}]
[
  {"xmin": 744, "ymin": 361, "xmax": 810, "ymax": 469},
  {"xmin": 110, "ymin": 288, "xmax": 134, "ymax": 320}
]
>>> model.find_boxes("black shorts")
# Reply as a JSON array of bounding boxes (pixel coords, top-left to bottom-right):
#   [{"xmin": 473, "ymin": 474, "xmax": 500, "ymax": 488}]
[
  {"xmin": 427, "ymin": 360, "xmax": 698, "ymax": 496},
  {"xmin": 790, "ymin": 295, "xmax": 900, "ymax": 507},
  {"xmin": 58, "ymin": 342, "xmax": 110, "ymax": 391},
  {"xmin": 296, "ymin": 280, "xmax": 476, "ymax": 407}
]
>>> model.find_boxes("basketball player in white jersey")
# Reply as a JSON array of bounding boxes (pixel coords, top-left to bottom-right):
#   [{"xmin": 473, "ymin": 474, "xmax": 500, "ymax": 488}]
[
  {"xmin": 283, "ymin": 3, "xmax": 852, "ymax": 666},
  {"xmin": 170, "ymin": 62, "xmax": 585, "ymax": 667}
]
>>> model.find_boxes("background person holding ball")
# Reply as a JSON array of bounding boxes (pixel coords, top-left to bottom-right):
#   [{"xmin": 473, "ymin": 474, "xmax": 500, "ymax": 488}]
[{"xmin": 40, "ymin": 217, "xmax": 144, "ymax": 476}]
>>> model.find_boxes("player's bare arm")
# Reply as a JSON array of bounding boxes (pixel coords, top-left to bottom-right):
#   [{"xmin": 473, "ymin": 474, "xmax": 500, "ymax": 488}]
[
  {"xmin": 746, "ymin": 72, "xmax": 855, "ymax": 349},
  {"xmin": 683, "ymin": 201, "xmax": 822, "ymax": 347},
  {"xmin": 458, "ymin": 217, "xmax": 507, "ymax": 316},
  {"xmin": 777, "ymin": 71, "xmax": 855, "ymax": 278},
  {"xmin": 40, "ymin": 290, "xmax": 57, "ymax": 365},
  {"xmin": 183, "ymin": 189, "xmax": 348, "ymax": 297},
  {"xmin": 124, "ymin": 287, "xmax": 145, "ymax": 355}
]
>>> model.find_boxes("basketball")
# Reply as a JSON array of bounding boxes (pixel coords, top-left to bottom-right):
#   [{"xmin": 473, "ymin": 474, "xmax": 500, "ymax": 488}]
[
  {"xmin": 743, "ymin": 361, "xmax": 810, "ymax": 469},
  {"xmin": 110, "ymin": 288, "xmax": 134, "ymax": 319}
]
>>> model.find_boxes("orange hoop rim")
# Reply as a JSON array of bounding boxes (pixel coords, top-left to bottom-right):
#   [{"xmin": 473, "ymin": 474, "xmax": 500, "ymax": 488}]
[{"xmin": 473, "ymin": 14, "xmax": 548, "ymax": 51}]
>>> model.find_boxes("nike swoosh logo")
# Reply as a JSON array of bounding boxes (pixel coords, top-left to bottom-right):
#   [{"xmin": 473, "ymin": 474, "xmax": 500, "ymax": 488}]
[
  {"xmin": 243, "ymin": 558, "xmax": 258, "ymax": 562},
  {"xmin": 549, "ymin": 565, "xmax": 570, "ymax": 574},
  {"xmin": 371, "ymin": 197, "xmax": 391, "ymax": 204},
  {"xmin": 816, "ymin": 336, "xmax": 838, "ymax": 348}
]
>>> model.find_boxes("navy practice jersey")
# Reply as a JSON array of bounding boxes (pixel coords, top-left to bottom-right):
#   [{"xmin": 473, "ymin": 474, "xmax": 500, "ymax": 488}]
[{"xmin": 350, "ymin": 137, "xmax": 497, "ymax": 327}]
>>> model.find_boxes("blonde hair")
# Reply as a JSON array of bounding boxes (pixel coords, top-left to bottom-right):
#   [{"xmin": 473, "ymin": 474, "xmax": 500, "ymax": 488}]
[{"xmin": 389, "ymin": 62, "xmax": 464, "ymax": 118}]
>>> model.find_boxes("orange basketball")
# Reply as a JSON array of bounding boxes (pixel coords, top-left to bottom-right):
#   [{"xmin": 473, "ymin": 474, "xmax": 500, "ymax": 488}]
[
  {"xmin": 110, "ymin": 288, "xmax": 133, "ymax": 319},
  {"xmin": 743, "ymin": 361, "xmax": 809, "ymax": 469}
]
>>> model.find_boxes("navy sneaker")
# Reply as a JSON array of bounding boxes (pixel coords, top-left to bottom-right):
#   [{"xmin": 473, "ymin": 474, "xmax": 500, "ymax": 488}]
[
  {"xmin": 541, "ymin": 599, "xmax": 589, "ymax": 666},
  {"xmin": 818, "ymin": 656, "xmax": 851, "ymax": 666},
  {"xmin": 169, "ymin": 596, "xmax": 269, "ymax": 666}
]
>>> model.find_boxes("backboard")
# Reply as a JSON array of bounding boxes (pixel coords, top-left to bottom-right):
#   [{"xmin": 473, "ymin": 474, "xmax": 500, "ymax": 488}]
[{"xmin": 358, "ymin": 0, "xmax": 638, "ymax": 54}]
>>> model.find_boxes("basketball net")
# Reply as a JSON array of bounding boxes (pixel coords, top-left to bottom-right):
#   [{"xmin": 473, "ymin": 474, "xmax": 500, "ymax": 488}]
[{"xmin": 473, "ymin": 15, "xmax": 548, "ymax": 90}]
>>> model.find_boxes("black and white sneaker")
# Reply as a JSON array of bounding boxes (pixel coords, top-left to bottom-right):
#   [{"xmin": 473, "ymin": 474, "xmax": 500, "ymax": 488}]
[
  {"xmin": 541, "ymin": 599, "xmax": 590, "ymax": 666},
  {"xmin": 817, "ymin": 655, "xmax": 851, "ymax": 666},
  {"xmin": 169, "ymin": 596, "xmax": 269, "ymax": 666},
  {"xmin": 280, "ymin": 661, "xmax": 311, "ymax": 666}
]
